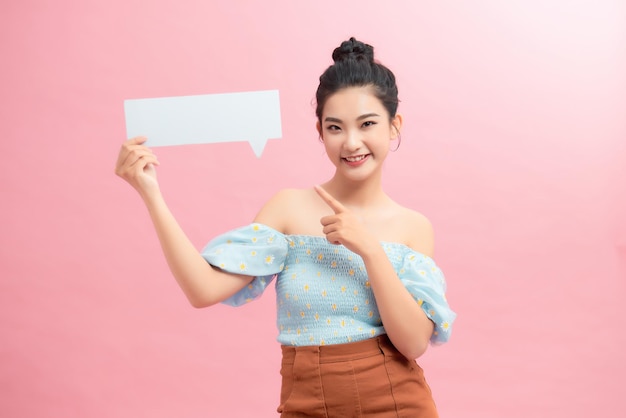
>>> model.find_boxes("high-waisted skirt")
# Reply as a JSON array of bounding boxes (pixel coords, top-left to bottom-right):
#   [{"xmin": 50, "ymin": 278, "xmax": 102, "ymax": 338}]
[{"xmin": 277, "ymin": 334, "xmax": 439, "ymax": 417}]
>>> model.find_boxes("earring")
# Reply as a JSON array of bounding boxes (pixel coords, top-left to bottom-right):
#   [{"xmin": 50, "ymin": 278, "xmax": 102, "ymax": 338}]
[{"xmin": 390, "ymin": 132, "xmax": 401, "ymax": 152}]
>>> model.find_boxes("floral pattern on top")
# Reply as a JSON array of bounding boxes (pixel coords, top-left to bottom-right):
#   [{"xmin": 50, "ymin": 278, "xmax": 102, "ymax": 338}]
[{"xmin": 201, "ymin": 223, "xmax": 456, "ymax": 346}]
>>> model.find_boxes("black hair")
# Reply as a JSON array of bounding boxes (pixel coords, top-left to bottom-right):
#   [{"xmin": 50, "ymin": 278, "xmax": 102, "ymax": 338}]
[{"xmin": 315, "ymin": 37, "xmax": 399, "ymax": 123}]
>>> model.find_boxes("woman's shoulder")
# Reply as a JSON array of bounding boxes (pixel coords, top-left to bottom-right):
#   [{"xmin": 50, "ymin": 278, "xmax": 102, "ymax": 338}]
[
  {"xmin": 252, "ymin": 188, "xmax": 320, "ymax": 234},
  {"xmin": 391, "ymin": 203, "xmax": 435, "ymax": 257},
  {"xmin": 260, "ymin": 187, "xmax": 317, "ymax": 211}
]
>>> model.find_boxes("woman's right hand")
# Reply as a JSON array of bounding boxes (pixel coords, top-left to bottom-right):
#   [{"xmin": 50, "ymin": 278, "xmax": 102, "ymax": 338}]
[
  {"xmin": 115, "ymin": 136, "xmax": 160, "ymax": 196},
  {"xmin": 114, "ymin": 137, "xmax": 254, "ymax": 308}
]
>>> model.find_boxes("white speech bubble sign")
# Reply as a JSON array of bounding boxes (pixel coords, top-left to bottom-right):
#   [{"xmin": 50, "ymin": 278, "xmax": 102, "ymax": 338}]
[{"xmin": 124, "ymin": 90, "xmax": 282, "ymax": 157}]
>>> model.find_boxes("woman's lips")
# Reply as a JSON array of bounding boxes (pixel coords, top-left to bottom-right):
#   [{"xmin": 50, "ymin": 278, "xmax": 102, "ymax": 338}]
[{"xmin": 342, "ymin": 154, "xmax": 370, "ymax": 166}]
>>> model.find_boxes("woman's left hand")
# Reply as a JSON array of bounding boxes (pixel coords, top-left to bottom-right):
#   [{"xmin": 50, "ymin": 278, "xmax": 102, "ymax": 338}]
[{"xmin": 314, "ymin": 185, "xmax": 379, "ymax": 256}]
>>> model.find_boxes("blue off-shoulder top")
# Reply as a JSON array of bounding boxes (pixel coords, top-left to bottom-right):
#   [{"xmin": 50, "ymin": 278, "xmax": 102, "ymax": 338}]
[{"xmin": 201, "ymin": 223, "xmax": 456, "ymax": 346}]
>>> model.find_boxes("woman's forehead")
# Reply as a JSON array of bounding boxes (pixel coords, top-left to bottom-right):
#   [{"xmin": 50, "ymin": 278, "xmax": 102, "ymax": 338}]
[{"xmin": 322, "ymin": 86, "xmax": 388, "ymax": 119}]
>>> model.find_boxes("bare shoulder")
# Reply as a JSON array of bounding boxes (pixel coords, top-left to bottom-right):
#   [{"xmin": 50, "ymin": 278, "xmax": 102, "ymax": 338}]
[
  {"xmin": 253, "ymin": 188, "xmax": 318, "ymax": 234},
  {"xmin": 396, "ymin": 206, "xmax": 435, "ymax": 258}
]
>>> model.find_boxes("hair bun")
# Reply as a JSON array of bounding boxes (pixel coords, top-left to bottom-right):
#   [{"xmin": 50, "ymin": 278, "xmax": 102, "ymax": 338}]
[{"xmin": 332, "ymin": 37, "xmax": 374, "ymax": 63}]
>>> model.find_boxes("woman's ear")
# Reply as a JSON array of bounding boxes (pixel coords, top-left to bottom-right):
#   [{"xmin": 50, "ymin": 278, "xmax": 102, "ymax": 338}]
[
  {"xmin": 391, "ymin": 114, "xmax": 403, "ymax": 139},
  {"xmin": 316, "ymin": 120, "xmax": 323, "ymax": 141}
]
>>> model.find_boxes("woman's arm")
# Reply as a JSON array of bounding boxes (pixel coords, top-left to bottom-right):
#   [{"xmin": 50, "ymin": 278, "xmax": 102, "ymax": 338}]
[
  {"xmin": 315, "ymin": 186, "xmax": 435, "ymax": 359},
  {"xmin": 359, "ymin": 243, "xmax": 435, "ymax": 359},
  {"xmin": 115, "ymin": 137, "xmax": 253, "ymax": 308}
]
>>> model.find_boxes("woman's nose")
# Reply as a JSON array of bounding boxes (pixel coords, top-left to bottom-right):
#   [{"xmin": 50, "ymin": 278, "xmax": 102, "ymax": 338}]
[{"xmin": 344, "ymin": 130, "xmax": 362, "ymax": 151}]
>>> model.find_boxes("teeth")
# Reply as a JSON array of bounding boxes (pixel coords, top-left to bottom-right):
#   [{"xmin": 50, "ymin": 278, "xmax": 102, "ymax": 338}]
[{"xmin": 345, "ymin": 155, "xmax": 366, "ymax": 162}]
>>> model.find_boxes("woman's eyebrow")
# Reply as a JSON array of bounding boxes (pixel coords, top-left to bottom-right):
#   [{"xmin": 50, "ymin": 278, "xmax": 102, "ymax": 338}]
[
  {"xmin": 324, "ymin": 116, "xmax": 343, "ymax": 123},
  {"xmin": 357, "ymin": 113, "xmax": 381, "ymax": 120},
  {"xmin": 324, "ymin": 113, "xmax": 381, "ymax": 123}
]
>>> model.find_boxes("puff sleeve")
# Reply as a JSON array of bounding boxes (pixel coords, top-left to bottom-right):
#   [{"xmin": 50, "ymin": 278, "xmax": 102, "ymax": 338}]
[
  {"xmin": 398, "ymin": 250, "xmax": 456, "ymax": 345},
  {"xmin": 201, "ymin": 223, "xmax": 289, "ymax": 307}
]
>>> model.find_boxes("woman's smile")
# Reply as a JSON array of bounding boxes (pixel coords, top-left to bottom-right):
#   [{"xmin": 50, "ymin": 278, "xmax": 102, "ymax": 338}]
[{"xmin": 343, "ymin": 154, "xmax": 370, "ymax": 166}]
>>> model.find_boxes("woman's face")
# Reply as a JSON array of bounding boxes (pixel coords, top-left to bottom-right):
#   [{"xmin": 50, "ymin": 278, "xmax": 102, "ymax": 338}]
[{"xmin": 317, "ymin": 86, "xmax": 401, "ymax": 182}]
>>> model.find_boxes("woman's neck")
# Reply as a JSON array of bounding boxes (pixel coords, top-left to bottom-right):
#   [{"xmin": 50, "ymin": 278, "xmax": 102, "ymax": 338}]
[{"xmin": 322, "ymin": 175, "xmax": 387, "ymax": 209}]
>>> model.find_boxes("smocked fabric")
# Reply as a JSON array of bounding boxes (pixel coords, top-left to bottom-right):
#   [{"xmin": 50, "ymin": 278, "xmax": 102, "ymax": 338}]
[{"xmin": 201, "ymin": 223, "xmax": 456, "ymax": 346}]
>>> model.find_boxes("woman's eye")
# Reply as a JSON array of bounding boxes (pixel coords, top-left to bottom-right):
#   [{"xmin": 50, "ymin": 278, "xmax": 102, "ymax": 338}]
[
  {"xmin": 362, "ymin": 121, "xmax": 376, "ymax": 128},
  {"xmin": 326, "ymin": 125, "xmax": 340, "ymax": 131}
]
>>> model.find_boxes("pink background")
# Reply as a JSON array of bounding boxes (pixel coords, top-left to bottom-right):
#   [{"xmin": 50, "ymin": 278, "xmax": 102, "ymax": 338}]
[{"xmin": 1, "ymin": 1, "xmax": 625, "ymax": 417}]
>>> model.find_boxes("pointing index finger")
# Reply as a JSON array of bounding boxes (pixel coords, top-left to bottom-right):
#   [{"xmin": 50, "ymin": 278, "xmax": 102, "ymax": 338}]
[{"xmin": 314, "ymin": 185, "xmax": 346, "ymax": 214}]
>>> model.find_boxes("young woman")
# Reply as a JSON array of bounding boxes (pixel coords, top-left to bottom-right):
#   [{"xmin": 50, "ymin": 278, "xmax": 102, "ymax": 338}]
[{"xmin": 115, "ymin": 37, "xmax": 456, "ymax": 417}]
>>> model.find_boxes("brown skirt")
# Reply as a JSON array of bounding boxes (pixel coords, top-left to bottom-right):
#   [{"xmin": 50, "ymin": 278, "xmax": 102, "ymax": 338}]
[{"xmin": 277, "ymin": 335, "xmax": 439, "ymax": 417}]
